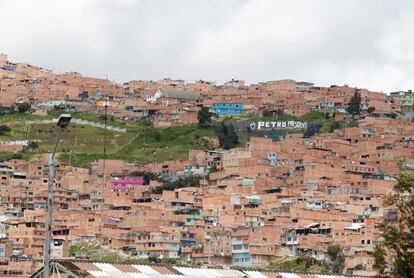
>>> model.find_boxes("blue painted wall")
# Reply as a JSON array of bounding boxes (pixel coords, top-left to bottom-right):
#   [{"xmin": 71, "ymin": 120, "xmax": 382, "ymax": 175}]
[
  {"xmin": 212, "ymin": 102, "xmax": 243, "ymax": 116},
  {"xmin": 232, "ymin": 252, "xmax": 252, "ymax": 267}
]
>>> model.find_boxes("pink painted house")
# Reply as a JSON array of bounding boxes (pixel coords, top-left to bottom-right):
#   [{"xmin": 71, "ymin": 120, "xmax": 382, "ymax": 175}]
[{"xmin": 111, "ymin": 176, "xmax": 144, "ymax": 190}]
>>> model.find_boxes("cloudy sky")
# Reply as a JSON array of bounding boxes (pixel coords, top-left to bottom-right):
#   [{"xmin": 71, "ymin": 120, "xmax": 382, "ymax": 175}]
[{"xmin": 1, "ymin": 0, "xmax": 414, "ymax": 92}]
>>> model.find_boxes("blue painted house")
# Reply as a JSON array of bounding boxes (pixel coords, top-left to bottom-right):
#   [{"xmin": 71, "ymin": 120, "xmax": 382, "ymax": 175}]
[
  {"xmin": 180, "ymin": 232, "xmax": 196, "ymax": 247},
  {"xmin": 212, "ymin": 102, "xmax": 243, "ymax": 116},
  {"xmin": 232, "ymin": 238, "xmax": 252, "ymax": 267},
  {"xmin": 125, "ymin": 106, "xmax": 134, "ymax": 112},
  {"xmin": 79, "ymin": 91, "xmax": 89, "ymax": 101}
]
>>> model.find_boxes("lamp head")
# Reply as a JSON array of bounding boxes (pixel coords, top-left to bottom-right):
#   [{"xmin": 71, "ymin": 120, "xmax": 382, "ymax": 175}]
[{"xmin": 57, "ymin": 114, "xmax": 72, "ymax": 128}]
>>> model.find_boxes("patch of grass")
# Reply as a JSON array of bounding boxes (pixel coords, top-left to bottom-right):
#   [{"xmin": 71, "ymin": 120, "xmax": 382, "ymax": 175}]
[
  {"xmin": 60, "ymin": 124, "xmax": 218, "ymax": 167},
  {"xmin": 0, "ymin": 152, "xmax": 17, "ymax": 162},
  {"xmin": 225, "ymin": 114, "xmax": 296, "ymax": 122},
  {"xmin": 0, "ymin": 112, "xmax": 48, "ymax": 122},
  {"xmin": 298, "ymin": 111, "xmax": 325, "ymax": 121},
  {"xmin": 27, "ymin": 124, "xmax": 133, "ymax": 154},
  {"xmin": 48, "ymin": 110, "xmax": 129, "ymax": 128}
]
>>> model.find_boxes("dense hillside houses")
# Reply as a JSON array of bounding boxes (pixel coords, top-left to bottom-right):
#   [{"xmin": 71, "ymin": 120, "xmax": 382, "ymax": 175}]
[
  {"xmin": 0, "ymin": 54, "xmax": 412, "ymax": 277},
  {"xmin": 0, "ymin": 54, "xmax": 402, "ymax": 122}
]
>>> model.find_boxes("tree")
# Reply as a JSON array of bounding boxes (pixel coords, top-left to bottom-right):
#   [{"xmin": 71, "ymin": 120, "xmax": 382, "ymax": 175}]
[
  {"xmin": 17, "ymin": 102, "xmax": 31, "ymax": 113},
  {"xmin": 327, "ymin": 245, "xmax": 345, "ymax": 274},
  {"xmin": 153, "ymin": 175, "xmax": 202, "ymax": 194},
  {"xmin": 329, "ymin": 121, "xmax": 342, "ymax": 133},
  {"xmin": 214, "ymin": 123, "xmax": 239, "ymax": 150},
  {"xmin": 373, "ymin": 166, "xmax": 414, "ymax": 277},
  {"xmin": 354, "ymin": 264, "xmax": 365, "ymax": 270},
  {"xmin": 197, "ymin": 107, "xmax": 212, "ymax": 127},
  {"xmin": 53, "ymin": 104, "xmax": 65, "ymax": 111},
  {"xmin": 130, "ymin": 171, "xmax": 160, "ymax": 185},
  {"xmin": 0, "ymin": 125, "xmax": 11, "ymax": 135},
  {"xmin": 303, "ymin": 123, "xmax": 323, "ymax": 138},
  {"xmin": 373, "ymin": 242, "xmax": 387, "ymax": 277},
  {"xmin": 27, "ymin": 141, "xmax": 39, "ymax": 150},
  {"xmin": 347, "ymin": 89, "xmax": 362, "ymax": 116},
  {"xmin": 367, "ymin": 106, "xmax": 375, "ymax": 115}
]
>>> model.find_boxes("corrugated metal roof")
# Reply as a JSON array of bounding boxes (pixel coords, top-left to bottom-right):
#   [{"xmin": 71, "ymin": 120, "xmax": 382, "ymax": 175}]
[
  {"xmin": 54, "ymin": 261, "xmax": 371, "ymax": 278},
  {"xmin": 243, "ymin": 271, "xmax": 269, "ymax": 278},
  {"xmin": 159, "ymin": 89, "xmax": 202, "ymax": 101}
]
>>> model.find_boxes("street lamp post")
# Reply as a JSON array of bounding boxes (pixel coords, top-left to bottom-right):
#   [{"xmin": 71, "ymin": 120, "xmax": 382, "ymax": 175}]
[{"xmin": 43, "ymin": 114, "xmax": 71, "ymax": 278}]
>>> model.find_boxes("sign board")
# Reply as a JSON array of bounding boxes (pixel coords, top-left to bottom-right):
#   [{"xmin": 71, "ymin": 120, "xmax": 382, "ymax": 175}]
[{"xmin": 249, "ymin": 121, "xmax": 307, "ymax": 130}]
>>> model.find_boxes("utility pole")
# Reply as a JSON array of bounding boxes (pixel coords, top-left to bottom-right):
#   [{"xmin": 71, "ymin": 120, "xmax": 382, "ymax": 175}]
[
  {"xmin": 207, "ymin": 239, "xmax": 211, "ymax": 264},
  {"xmin": 25, "ymin": 123, "xmax": 30, "ymax": 141},
  {"xmin": 43, "ymin": 114, "xmax": 71, "ymax": 278},
  {"xmin": 99, "ymin": 94, "xmax": 108, "ymax": 245}
]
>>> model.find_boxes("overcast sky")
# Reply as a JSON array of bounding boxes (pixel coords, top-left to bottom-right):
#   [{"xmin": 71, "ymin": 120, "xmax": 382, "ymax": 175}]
[{"xmin": 1, "ymin": 0, "xmax": 414, "ymax": 92}]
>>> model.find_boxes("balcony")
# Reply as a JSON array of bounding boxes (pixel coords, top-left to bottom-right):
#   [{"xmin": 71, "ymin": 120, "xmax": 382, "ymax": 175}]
[
  {"xmin": 173, "ymin": 208, "xmax": 202, "ymax": 220},
  {"xmin": 287, "ymin": 236, "xmax": 299, "ymax": 245},
  {"xmin": 246, "ymin": 197, "xmax": 262, "ymax": 205},
  {"xmin": 232, "ymin": 241, "xmax": 249, "ymax": 254},
  {"xmin": 231, "ymin": 239, "xmax": 243, "ymax": 246},
  {"xmin": 180, "ymin": 239, "xmax": 196, "ymax": 247},
  {"xmin": 182, "ymin": 232, "xmax": 195, "ymax": 239},
  {"xmin": 232, "ymin": 248, "xmax": 250, "ymax": 254},
  {"xmin": 184, "ymin": 219, "xmax": 196, "ymax": 226},
  {"xmin": 233, "ymin": 253, "xmax": 252, "ymax": 267}
]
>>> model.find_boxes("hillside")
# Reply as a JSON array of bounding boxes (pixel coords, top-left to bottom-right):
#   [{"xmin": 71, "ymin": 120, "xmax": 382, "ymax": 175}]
[
  {"xmin": 0, "ymin": 111, "xmax": 219, "ymax": 167},
  {"xmin": 0, "ymin": 110, "xmax": 356, "ymax": 168}
]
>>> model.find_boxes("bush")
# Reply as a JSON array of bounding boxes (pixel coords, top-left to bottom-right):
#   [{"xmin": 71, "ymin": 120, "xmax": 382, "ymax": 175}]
[
  {"xmin": 129, "ymin": 171, "xmax": 160, "ymax": 185},
  {"xmin": 154, "ymin": 131, "xmax": 161, "ymax": 141},
  {"xmin": 53, "ymin": 104, "xmax": 65, "ymax": 111},
  {"xmin": 28, "ymin": 141, "xmax": 39, "ymax": 150},
  {"xmin": 303, "ymin": 123, "xmax": 323, "ymax": 138},
  {"xmin": 214, "ymin": 123, "xmax": 239, "ymax": 149},
  {"xmin": 299, "ymin": 111, "xmax": 325, "ymax": 121},
  {"xmin": 329, "ymin": 121, "xmax": 342, "ymax": 132},
  {"xmin": 17, "ymin": 102, "xmax": 31, "ymax": 113},
  {"xmin": 354, "ymin": 264, "xmax": 365, "ymax": 270},
  {"xmin": 0, "ymin": 125, "xmax": 11, "ymax": 135},
  {"xmin": 153, "ymin": 175, "xmax": 202, "ymax": 194}
]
